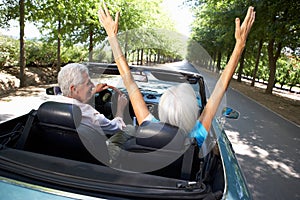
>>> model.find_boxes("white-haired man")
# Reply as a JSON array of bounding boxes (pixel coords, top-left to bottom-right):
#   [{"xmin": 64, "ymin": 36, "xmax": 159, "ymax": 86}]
[{"xmin": 57, "ymin": 63, "xmax": 128, "ymax": 134}]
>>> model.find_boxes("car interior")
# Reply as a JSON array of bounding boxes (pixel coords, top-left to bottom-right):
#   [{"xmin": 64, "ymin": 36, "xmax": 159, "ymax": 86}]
[{"xmin": 0, "ymin": 64, "xmax": 225, "ymax": 199}]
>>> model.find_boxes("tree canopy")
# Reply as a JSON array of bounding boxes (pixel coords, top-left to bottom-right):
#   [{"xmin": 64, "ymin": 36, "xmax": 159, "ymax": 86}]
[
  {"xmin": 0, "ymin": 0, "xmax": 299, "ymax": 93},
  {"xmin": 189, "ymin": 0, "xmax": 300, "ymax": 93},
  {"xmin": 0, "ymin": 0, "xmax": 175, "ymax": 86}
]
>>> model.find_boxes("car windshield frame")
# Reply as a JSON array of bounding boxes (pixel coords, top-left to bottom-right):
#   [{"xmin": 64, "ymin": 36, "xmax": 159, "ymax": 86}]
[{"xmin": 86, "ymin": 62, "xmax": 207, "ymax": 109}]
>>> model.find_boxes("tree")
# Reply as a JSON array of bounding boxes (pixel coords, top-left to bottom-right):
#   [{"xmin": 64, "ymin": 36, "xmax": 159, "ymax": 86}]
[
  {"xmin": 28, "ymin": 0, "xmax": 174, "ymax": 65},
  {"xmin": 0, "ymin": 0, "xmax": 29, "ymax": 87},
  {"xmin": 0, "ymin": 0, "xmax": 179, "ymax": 74},
  {"xmin": 262, "ymin": 0, "xmax": 300, "ymax": 94},
  {"xmin": 251, "ymin": 39, "xmax": 263, "ymax": 87},
  {"xmin": 28, "ymin": 0, "xmax": 83, "ymax": 71},
  {"xmin": 103, "ymin": 0, "xmax": 174, "ymax": 62},
  {"xmin": 189, "ymin": 0, "xmax": 300, "ymax": 94},
  {"xmin": 190, "ymin": 1, "xmax": 241, "ymax": 72},
  {"xmin": 19, "ymin": 0, "xmax": 25, "ymax": 87}
]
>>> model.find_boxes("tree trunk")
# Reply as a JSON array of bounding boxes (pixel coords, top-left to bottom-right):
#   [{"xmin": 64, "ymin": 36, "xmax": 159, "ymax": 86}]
[
  {"xmin": 237, "ymin": 48, "xmax": 246, "ymax": 82},
  {"xmin": 209, "ymin": 57, "xmax": 214, "ymax": 70},
  {"xmin": 226, "ymin": 51, "xmax": 230, "ymax": 63},
  {"xmin": 56, "ymin": 19, "xmax": 61, "ymax": 73},
  {"xmin": 266, "ymin": 39, "xmax": 282, "ymax": 94},
  {"xmin": 19, "ymin": 0, "xmax": 25, "ymax": 87},
  {"xmin": 88, "ymin": 27, "xmax": 93, "ymax": 62},
  {"xmin": 216, "ymin": 51, "xmax": 221, "ymax": 72},
  {"xmin": 136, "ymin": 50, "xmax": 140, "ymax": 65},
  {"xmin": 146, "ymin": 49, "xmax": 150, "ymax": 64},
  {"xmin": 140, "ymin": 49, "xmax": 144, "ymax": 65},
  {"xmin": 251, "ymin": 39, "xmax": 263, "ymax": 87},
  {"xmin": 124, "ymin": 32, "xmax": 128, "ymax": 60}
]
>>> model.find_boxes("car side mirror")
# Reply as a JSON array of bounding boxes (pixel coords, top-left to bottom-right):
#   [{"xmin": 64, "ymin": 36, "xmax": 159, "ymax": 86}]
[
  {"xmin": 46, "ymin": 86, "xmax": 62, "ymax": 95},
  {"xmin": 222, "ymin": 107, "xmax": 239, "ymax": 119}
]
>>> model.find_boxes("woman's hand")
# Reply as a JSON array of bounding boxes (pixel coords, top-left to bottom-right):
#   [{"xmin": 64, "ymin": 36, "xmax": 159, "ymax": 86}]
[
  {"xmin": 115, "ymin": 93, "xmax": 128, "ymax": 118},
  {"xmin": 235, "ymin": 6, "xmax": 255, "ymax": 47},
  {"xmin": 98, "ymin": 2, "xmax": 120, "ymax": 37}
]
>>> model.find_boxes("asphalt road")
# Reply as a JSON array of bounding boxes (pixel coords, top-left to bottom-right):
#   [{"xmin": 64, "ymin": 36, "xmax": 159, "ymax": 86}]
[
  {"xmin": 225, "ymin": 86, "xmax": 300, "ymax": 200},
  {"xmin": 178, "ymin": 61, "xmax": 300, "ymax": 199}
]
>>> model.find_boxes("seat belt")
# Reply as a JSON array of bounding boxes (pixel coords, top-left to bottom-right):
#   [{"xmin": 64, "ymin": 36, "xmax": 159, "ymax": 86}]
[
  {"xmin": 15, "ymin": 110, "xmax": 37, "ymax": 149},
  {"xmin": 180, "ymin": 139, "xmax": 196, "ymax": 180}
]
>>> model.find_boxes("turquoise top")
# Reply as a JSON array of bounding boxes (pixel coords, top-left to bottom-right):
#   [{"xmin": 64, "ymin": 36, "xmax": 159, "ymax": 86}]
[{"xmin": 148, "ymin": 116, "xmax": 208, "ymax": 147}]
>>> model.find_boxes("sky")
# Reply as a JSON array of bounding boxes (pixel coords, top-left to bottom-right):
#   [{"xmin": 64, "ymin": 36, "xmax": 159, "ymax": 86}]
[
  {"xmin": 0, "ymin": 0, "xmax": 194, "ymax": 39},
  {"xmin": 161, "ymin": 0, "xmax": 194, "ymax": 37}
]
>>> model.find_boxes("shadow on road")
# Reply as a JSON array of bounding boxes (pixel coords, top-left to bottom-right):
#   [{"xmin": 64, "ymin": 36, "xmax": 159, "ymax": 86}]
[{"xmin": 224, "ymin": 112, "xmax": 300, "ymax": 200}]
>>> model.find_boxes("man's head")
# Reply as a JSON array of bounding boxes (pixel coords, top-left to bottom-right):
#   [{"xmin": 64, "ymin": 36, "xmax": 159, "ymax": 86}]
[{"xmin": 58, "ymin": 63, "xmax": 95, "ymax": 103}]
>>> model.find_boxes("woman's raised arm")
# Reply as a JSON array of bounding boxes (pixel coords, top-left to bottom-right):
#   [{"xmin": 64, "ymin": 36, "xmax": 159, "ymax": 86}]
[
  {"xmin": 98, "ymin": 2, "xmax": 150, "ymax": 125},
  {"xmin": 199, "ymin": 6, "xmax": 255, "ymax": 132}
]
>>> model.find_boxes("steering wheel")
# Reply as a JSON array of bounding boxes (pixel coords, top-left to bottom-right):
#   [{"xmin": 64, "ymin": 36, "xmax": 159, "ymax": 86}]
[
  {"xmin": 94, "ymin": 88, "xmax": 114, "ymax": 119},
  {"xmin": 109, "ymin": 86, "xmax": 135, "ymax": 124},
  {"xmin": 94, "ymin": 85, "xmax": 134, "ymax": 123}
]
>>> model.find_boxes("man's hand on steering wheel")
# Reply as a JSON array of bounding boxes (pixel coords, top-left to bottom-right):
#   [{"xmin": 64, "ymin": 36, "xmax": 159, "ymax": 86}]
[{"xmin": 92, "ymin": 83, "xmax": 109, "ymax": 95}]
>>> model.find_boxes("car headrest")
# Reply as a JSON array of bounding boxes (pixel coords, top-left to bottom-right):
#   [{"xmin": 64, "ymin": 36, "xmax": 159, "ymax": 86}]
[
  {"xmin": 134, "ymin": 121, "xmax": 187, "ymax": 151},
  {"xmin": 37, "ymin": 101, "xmax": 82, "ymax": 129}
]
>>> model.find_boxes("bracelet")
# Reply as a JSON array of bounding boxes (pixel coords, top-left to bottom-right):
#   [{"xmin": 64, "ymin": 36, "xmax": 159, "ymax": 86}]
[
  {"xmin": 108, "ymin": 36, "xmax": 124, "ymax": 60},
  {"xmin": 121, "ymin": 71, "xmax": 133, "ymax": 81},
  {"xmin": 120, "ymin": 71, "xmax": 139, "ymax": 95},
  {"xmin": 126, "ymin": 82, "xmax": 139, "ymax": 96}
]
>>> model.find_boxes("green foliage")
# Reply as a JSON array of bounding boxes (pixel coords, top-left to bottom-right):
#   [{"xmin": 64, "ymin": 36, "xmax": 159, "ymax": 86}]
[
  {"xmin": 0, "ymin": 0, "xmax": 19, "ymax": 27},
  {"xmin": 274, "ymin": 55, "xmax": 300, "ymax": 90},
  {"xmin": 26, "ymin": 41, "xmax": 56, "ymax": 66},
  {"xmin": 61, "ymin": 45, "xmax": 89, "ymax": 63},
  {"xmin": 0, "ymin": 35, "xmax": 19, "ymax": 68},
  {"xmin": 1, "ymin": 0, "xmax": 176, "ymax": 72},
  {"xmin": 0, "ymin": 35, "xmax": 89, "ymax": 68},
  {"xmin": 189, "ymin": 0, "xmax": 300, "ymax": 92},
  {"xmin": 285, "ymin": 55, "xmax": 300, "ymax": 90},
  {"xmin": 25, "ymin": 0, "xmax": 173, "ymax": 48},
  {"xmin": 276, "ymin": 58, "xmax": 290, "ymax": 87}
]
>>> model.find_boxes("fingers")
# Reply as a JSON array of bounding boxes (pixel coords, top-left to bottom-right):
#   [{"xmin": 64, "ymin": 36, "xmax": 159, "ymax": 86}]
[
  {"xmin": 98, "ymin": 9, "xmax": 104, "ymax": 24},
  {"xmin": 235, "ymin": 17, "xmax": 241, "ymax": 37},
  {"xmin": 244, "ymin": 6, "xmax": 254, "ymax": 26},
  {"xmin": 103, "ymin": 2, "xmax": 110, "ymax": 18},
  {"xmin": 118, "ymin": 93, "xmax": 128, "ymax": 106},
  {"xmin": 102, "ymin": 84, "xmax": 109, "ymax": 90},
  {"xmin": 98, "ymin": 8, "xmax": 109, "ymax": 25},
  {"xmin": 115, "ymin": 11, "xmax": 120, "ymax": 25},
  {"xmin": 93, "ymin": 83, "xmax": 109, "ymax": 93},
  {"xmin": 242, "ymin": 6, "xmax": 255, "ymax": 31},
  {"xmin": 98, "ymin": 1, "xmax": 120, "ymax": 37},
  {"xmin": 235, "ymin": 6, "xmax": 255, "ymax": 41},
  {"xmin": 250, "ymin": 9, "xmax": 256, "ymax": 26},
  {"xmin": 119, "ymin": 93, "xmax": 127, "ymax": 99},
  {"xmin": 98, "ymin": 1, "xmax": 112, "ymax": 24}
]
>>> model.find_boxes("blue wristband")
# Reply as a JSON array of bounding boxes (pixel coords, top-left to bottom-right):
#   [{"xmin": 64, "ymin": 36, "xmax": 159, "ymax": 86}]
[{"xmin": 189, "ymin": 121, "xmax": 208, "ymax": 147}]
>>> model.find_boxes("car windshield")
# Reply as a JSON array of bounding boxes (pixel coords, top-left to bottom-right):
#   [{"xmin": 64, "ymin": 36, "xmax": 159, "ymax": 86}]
[{"xmin": 89, "ymin": 67, "xmax": 202, "ymax": 105}]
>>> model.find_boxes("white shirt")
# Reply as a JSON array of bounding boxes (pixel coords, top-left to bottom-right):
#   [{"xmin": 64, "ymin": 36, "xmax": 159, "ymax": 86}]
[{"xmin": 51, "ymin": 96, "xmax": 125, "ymax": 135}]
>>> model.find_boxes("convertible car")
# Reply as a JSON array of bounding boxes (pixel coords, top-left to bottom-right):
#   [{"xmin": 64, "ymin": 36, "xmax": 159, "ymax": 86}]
[{"xmin": 0, "ymin": 62, "xmax": 251, "ymax": 199}]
